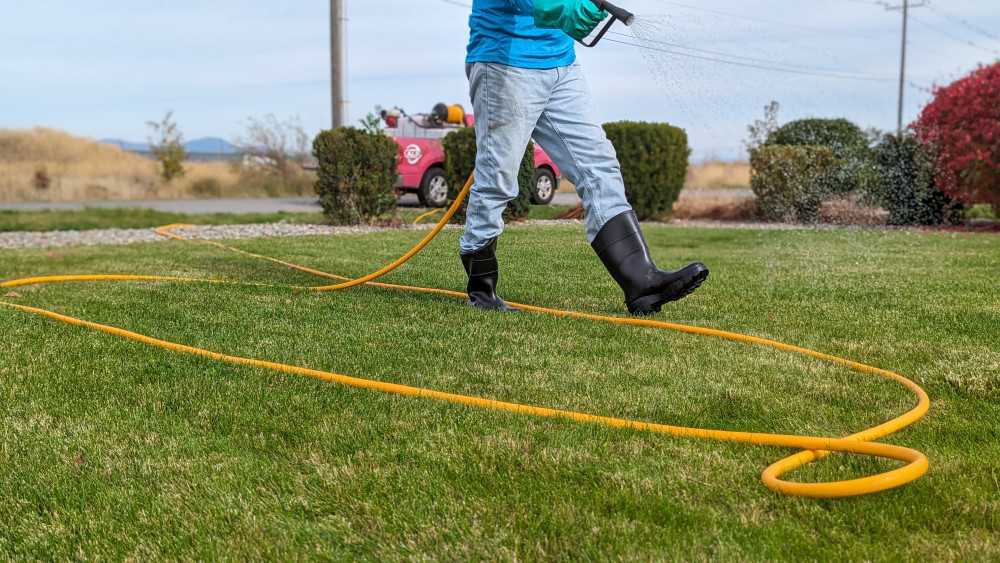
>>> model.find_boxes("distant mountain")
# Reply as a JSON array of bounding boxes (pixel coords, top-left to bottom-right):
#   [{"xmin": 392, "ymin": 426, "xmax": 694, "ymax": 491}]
[
  {"xmin": 100, "ymin": 138, "xmax": 149, "ymax": 152},
  {"xmin": 99, "ymin": 136, "xmax": 239, "ymax": 155},
  {"xmin": 185, "ymin": 137, "xmax": 239, "ymax": 155}
]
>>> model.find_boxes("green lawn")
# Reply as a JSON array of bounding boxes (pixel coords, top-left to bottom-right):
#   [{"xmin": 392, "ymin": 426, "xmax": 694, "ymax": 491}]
[
  {"xmin": 0, "ymin": 208, "xmax": 325, "ymax": 232},
  {"xmin": 1, "ymin": 223, "xmax": 997, "ymax": 559}
]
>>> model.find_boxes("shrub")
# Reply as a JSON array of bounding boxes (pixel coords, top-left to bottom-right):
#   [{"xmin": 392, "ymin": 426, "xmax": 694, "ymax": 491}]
[
  {"xmin": 312, "ymin": 127, "xmax": 399, "ymax": 225},
  {"xmin": 602, "ymin": 121, "xmax": 689, "ymax": 220},
  {"xmin": 766, "ymin": 118, "xmax": 873, "ymax": 196},
  {"xmin": 146, "ymin": 110, "xmax": 187, "ymax": 182},
  {"xmin": 441, "ymin": 127, "xmax": 534, "ymax": 224},
  {"xmin": 750, "ymin": 145, "xmax": 836, "ymax": 222},
  {"xmin": 872, "ymin": 132, "xmax": 959, "ymax": 225},
  {"xmin": 967, "ymin": 204, "xmax": 997, "ymax": 221},
  {"xmin": 233, "ymin": 114, "xmax": 312, "ymax": 179},
  {"xmin": 912, "ymin": 62, "xmax": 1000, "ymax": 213},
  {"xmin": 33, "ymin": 166, "xmax": 51, "ymax": 190}
]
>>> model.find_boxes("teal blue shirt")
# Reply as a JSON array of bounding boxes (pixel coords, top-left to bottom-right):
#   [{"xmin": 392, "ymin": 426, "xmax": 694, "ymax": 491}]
[{"xmin": 466, "ymin": 0, "xmax": 576, "ymax": 69}]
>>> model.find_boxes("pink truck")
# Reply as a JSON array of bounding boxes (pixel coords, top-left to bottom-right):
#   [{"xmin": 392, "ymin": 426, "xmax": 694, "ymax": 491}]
[{"xmin": 381, "ymin": 104, "xmax": 561, "ymax": 208}]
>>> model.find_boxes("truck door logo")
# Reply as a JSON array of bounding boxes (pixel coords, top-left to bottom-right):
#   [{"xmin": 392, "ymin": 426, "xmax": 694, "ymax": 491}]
[{"xmin": 404, "ymin": 144, "xmax": 422, "ymax": 165}]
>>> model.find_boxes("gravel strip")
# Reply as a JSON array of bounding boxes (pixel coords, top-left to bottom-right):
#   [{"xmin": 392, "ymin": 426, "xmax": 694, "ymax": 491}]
[
  {"xmin": 167, "ymin": 223, "xmax": 429, "ymax": 241},
  {"xmin": 4, "ymin": 216, "xmax": 979, "ymax": 250},
  {"xmin": 0, "ymin": 219, "xmax": 588, "ymax": 250},
  {"xmin": 664, "ymin": 218, "xmax": 839, "ymax": 230},
  {"xmin": 0, "ymin": 228, "xmax": 166, "ymax": 249}
]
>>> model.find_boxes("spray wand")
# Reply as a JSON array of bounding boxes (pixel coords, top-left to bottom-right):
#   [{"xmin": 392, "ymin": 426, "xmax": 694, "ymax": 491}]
[{"xmin": 578, "ymin": 0, "xmax": 635, "ymax": 47}]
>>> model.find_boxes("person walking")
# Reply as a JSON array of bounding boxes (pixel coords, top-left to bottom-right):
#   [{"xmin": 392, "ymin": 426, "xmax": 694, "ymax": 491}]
[{"xmin": 460, "ymin": 0, "xmax": 708, "ymax": 315}]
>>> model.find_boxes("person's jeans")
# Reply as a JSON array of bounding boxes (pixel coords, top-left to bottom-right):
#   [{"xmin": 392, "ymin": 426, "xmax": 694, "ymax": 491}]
[{"xmin": 459, "ymin": 61, "xmax": 633, "ymax": 254}]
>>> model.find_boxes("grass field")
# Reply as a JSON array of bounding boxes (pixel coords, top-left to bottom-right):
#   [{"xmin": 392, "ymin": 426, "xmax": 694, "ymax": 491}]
[
  {"xmin": 0, "ymin": 128, "xmax": 315, "ymax": 202},
  {"xmin": 1, "ymin": 223, "xmax": 998, "ymax": 559},
  {"xmin": 0, "ymin": 208, "xmax": 324, "ymax": 233},
  {"xmin": 684, "ymin": 160, "xmax": 750, "ymax": 190}
]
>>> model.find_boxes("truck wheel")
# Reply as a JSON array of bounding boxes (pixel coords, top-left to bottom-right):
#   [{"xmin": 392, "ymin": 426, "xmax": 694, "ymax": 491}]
[
  {"xmin": 532, "ymin": 168, "xmax": 556, "ymax": 205},
  {"xmin": 419, "ymin": 168, "xmax": 449, "ymax": 208}
]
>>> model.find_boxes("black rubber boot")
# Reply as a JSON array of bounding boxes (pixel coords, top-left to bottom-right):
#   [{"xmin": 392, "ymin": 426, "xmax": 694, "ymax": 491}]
[
  {"xmin": 592, "ymin": 210, "xmax": 709, "ymax": 315},
  {"xmin": 460, "ymin": 237, "xmax": 521, "ymax": 312}
]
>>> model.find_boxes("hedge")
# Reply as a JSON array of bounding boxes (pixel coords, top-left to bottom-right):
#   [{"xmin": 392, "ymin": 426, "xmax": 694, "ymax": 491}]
[
  {"xmin": 766, "ymin": 118, "xmax": 873, "ymax": 196},
  {"xmin": 441, "ymin": 127, "xmax": 533, "ymax": 224},
  {"xmin": 312, "ymin": 127, "xmax": 399, "ymax": 225},
  {"xmin": 872, "ymin": 133, "xmax": 960, "ymax": 225},
  {"xmin": 750, "ymin": 145, "xmax": 836, "ymax": 222},
  {"xmin": 602, "ymin": 121, "xmax": 689, "ymax": 220}
]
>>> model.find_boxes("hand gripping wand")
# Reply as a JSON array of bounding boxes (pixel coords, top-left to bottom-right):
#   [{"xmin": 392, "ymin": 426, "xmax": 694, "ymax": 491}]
[{"xmin": 578, "ymin": 0, "xmax": 635, "ymax": 47}]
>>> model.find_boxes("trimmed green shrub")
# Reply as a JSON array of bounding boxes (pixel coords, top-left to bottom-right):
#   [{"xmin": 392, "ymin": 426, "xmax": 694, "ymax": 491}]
[
  {"xmin": 872, "ymin": 132, "xmax": 960, "ymax": 225},
  {"xmin": 967, "ymin": 204, "xmax": 997, "ymax": 220},
  {"xmin": 312, "ymin": 127, "xmax": 399, "ymax": 225},
  {"xmin": 602, "ymin": 121, "xmax": 689, "ymax": 220},
  {"xmin": 441, "ymin": 127, "xmax": 533, "ymax": 224},
  {"xmin": 750, "ymin": 145, "xmax": 836, "ymax": 222},
  {"xmin": 767, "ymin": 118, "xmax": 872, "ymax": 196}
]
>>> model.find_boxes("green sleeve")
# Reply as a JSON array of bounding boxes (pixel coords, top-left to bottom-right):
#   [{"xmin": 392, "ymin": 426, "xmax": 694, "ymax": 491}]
[{"xmin": 533, "ymin": 0, "xmax": 608, "ymax": 41}]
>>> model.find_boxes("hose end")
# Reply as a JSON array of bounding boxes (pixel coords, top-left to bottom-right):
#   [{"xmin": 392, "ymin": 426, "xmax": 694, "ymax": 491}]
[{"xmin": 597, "ymin": 0, "xmax": 635, "ymax": 26}]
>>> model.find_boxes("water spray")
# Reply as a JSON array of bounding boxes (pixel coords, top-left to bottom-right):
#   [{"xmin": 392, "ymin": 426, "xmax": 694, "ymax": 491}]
[{"xmin": 578, "ymin": 0, "xmax": 635, "ymax": 47}]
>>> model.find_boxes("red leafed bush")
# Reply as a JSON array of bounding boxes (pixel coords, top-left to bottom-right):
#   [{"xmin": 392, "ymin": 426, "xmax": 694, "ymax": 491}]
[{"xmin": 912, "ymin": 62, "xmax": 1000, "ymax": 212}]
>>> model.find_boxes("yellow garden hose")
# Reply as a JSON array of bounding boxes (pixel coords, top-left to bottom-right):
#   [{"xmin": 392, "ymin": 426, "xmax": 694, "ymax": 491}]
[
  {"xmin": 412, "ymin": 207, "xmax": 444, "ymax": 225},
  {"xmin": 0, "ymin": 173, "xmax": 930, "ymax": 498}
]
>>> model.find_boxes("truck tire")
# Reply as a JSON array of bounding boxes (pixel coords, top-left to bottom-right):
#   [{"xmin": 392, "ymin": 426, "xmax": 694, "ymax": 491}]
[
  {"xmin": 419, "ymin": 168, "xmax": 449, "ymax": 208},
  {"xmin": 531, "ymin": 168, "xmax": 557, "ymax": 205}
]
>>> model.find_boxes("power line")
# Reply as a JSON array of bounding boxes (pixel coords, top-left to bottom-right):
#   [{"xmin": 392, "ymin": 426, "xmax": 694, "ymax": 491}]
[
  {"xmin": 905, "ymin": 38, "xmax": 964, "ymax": 62},
  {"xmin": 647, "ymin": 0, "xmax": 894, "ymax": 42},
  {"xmin": 829, "ymin": 0, "xmax": 891, "ymax": 5},
  {"xmin": 909, "ymin": 13, "xmax": 1000, "ymax": 57},
  {"xmin": 608, "ymin": 30, "xmax": 895, "ymax": 80},
  {"xmin": 924, "ymin": 1, "xmax": 1000, "ymax": 43},
  {"xmin": 602, "ymin": 36, "xmax": 896, "ymax": 81}
]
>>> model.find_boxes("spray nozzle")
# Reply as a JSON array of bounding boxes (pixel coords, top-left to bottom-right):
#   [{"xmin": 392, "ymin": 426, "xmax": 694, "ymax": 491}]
[
  {"xmin": 596, "ymin": 0, "xmax": 635, "ymax": 26},
  {"xmin": 578, "ymin": 0, "xmax": 635, "ymax": 48}
]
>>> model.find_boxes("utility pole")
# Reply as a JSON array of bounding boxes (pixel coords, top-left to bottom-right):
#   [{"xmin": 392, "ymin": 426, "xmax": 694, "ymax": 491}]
[
  {"xmin": 886, "ymin": 0, "xmax": 925, "ymax": 135},
  {"xmin": 331, "ymin": 0, "xmax": 344, "ymax": 128}
]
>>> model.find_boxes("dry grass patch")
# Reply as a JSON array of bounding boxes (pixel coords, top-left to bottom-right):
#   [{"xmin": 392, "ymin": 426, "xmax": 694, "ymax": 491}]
[
  {"xmin": 685, "ymin": 161, "xmax": 750, "ymax": 190},
  {"xmin": 0, "ymin": 128, "xmax": 167, "ymax": 202},
  {"xmin": 0, "ymin": 128, "xmax": 312, "ymax": 202},
  {"xmin": 673, "ymin": 193, "xmax": 759, "ymax": 221},
  {"xmin": 181, "ymin": 161, "xmax": 241, "ymax": 197}
]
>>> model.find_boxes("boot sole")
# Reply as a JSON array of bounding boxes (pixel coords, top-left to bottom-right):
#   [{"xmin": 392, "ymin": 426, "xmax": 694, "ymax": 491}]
[
  {"xmin": 627, "ymin": 263, "xmax": 709, "ymax": 316},
  {"xmin": 467, "ymin": 300, "xmax": 522, "ymax": 313}
]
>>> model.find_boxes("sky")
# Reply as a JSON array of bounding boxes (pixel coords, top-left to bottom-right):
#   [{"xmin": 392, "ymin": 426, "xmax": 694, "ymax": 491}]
[{"xmin": 2, "ymin": 0, "xmax": 998, "ymax": 161}]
